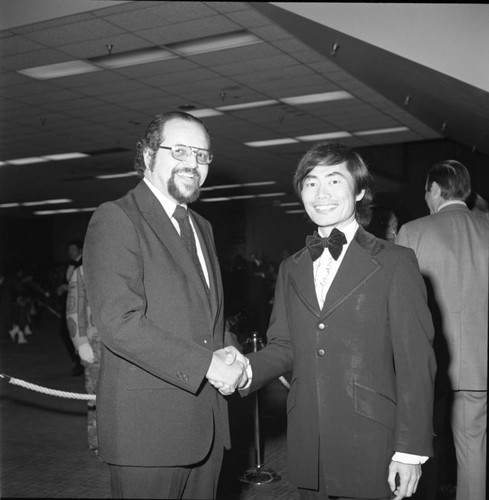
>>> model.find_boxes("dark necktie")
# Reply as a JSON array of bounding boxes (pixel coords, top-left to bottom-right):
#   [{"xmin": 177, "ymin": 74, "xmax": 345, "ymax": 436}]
[
  {"xmin": 306, "ymin": 228, "xmax": 347, "ymax": 261},
  {"xmin": 173, "ymin": 205, "xmax": 210, "ymax": 296}
]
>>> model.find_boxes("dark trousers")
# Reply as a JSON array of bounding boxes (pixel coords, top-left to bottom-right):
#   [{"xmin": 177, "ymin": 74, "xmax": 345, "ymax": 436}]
[{"xmin": 109, "ymin": 431, "xmax": 224, "ymax": 499}]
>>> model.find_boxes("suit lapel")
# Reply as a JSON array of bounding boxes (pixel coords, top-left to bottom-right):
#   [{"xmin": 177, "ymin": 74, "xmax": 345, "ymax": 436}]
[
  {"xmin": 134, "ymin": 182, "xmax": 212, "ymax": 314},
  {"xmin": 288, "ymin": 249, "xmax": 321, "ymax": 316},
  {"xmin": 288, "ymin": 227, "xmax": 383, "ymax": 318},
  {"xmin": 321, "ymin": 237, "xmax": 381, "ymax": 318}
]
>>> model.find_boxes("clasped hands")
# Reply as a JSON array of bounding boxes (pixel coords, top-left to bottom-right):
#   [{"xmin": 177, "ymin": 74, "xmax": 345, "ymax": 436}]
[{"xmin": 206, "ymin": 346, "xmax": 249, "ymax": 396}]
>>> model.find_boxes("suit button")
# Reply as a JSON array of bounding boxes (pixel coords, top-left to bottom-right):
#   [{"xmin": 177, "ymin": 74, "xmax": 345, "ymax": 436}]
[
  {"xmin": 177, "ymin": 371, "xmax": 183, "ymax": 378},
  {"xmin": 317, "ymin": 349, "xmax": 325, "ymax": 357},
  {"xmin": 183, "ymin": 374, "xmax": 189, "ymax": 381},
  {"xmin": 318, "ymin": 323, "xmax": 325, "ymax": 330}
]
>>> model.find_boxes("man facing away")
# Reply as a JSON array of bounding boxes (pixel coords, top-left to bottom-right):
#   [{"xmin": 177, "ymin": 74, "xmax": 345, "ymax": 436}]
[
  {"xmin": 396, "ymin": 160, "xmax": 488, "ymax": 500},
  {"xmin": 83, "ymin": 111, "xmax": 247, "ymax": 499},
  {"xmin": 238, "ymin": 142, "xmax": 436, "ymax": 500}
]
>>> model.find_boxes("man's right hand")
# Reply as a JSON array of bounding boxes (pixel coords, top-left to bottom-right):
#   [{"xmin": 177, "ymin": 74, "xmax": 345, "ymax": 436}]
[{"xmin": 206, "ymin": 347, "xmax": 248, "ymax": 395}]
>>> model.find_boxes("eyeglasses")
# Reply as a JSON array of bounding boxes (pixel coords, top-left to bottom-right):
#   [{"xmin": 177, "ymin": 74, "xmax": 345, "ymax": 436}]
[{"xmin": 159, "ymin": 144, "xmax": 213, "ymax": 165}]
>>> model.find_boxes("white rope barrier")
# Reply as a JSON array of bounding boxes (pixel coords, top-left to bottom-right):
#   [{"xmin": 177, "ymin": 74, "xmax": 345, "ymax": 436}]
[{"xmin": 0, "ymin": 373, "xmax": 96, "ymax": 401}]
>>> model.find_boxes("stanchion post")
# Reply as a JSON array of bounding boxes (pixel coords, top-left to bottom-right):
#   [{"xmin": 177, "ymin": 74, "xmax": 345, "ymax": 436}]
[{"xmin": 239, "ymin": 332, "xmax": 280, "ymax": 485}]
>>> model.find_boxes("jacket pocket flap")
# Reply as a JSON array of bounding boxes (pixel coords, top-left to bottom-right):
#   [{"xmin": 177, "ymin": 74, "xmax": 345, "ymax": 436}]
[{"xmin": 354, "ymin": 381, "xmax": 396, "ymax": 430}]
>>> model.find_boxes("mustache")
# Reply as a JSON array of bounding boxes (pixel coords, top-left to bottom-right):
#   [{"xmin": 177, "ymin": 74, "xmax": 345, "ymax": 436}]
[{"xmin": 172, "ymin": 166, "xmax": 201, "ymax": 181}]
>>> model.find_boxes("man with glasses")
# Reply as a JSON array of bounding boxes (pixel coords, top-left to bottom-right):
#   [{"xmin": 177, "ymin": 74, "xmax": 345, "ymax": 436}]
[{"xmin": 83, "ymin": 111, "xmax": 248, "ymax": 499}]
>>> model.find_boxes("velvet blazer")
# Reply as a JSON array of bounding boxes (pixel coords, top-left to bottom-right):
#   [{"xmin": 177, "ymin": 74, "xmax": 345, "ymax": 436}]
[
  {"xmin": 247, "ymin": 227, "xmax": 436, "ymax": 498},
  {"xmin": 84, "ymin": 181, "xmax": 228, "ymax": 466}
]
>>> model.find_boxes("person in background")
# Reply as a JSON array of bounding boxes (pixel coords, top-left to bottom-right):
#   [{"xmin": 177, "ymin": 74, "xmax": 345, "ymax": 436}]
[
  {"xmin": 240, "ymin": 142, "xmax": 436, "ymax": 500},
  {"xmin": 367, "ymin": 204, "xmax": 399, "ymax": 243},
  {"xmin": 396, "ymin": 159, "xmax": 488, "ymax": 500},
  {"xmin": 66, "ymin": 264, "xmax": 101, "ymax": 454},
  {"xmin": 83, "ymin": 111, "xmax": 247, "ymax": 499},
  {"xmin": 57, "ymin": 239, "xmax": 84, "ymax": 376}
]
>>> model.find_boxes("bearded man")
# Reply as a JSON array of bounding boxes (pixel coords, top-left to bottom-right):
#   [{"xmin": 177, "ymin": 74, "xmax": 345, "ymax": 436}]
[{"xmin": 83, "ymin": 112, "xmax": 247, "ymax": 499}]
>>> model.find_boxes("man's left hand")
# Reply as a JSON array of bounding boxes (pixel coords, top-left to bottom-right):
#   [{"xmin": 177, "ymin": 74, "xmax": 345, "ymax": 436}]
[{"xmin": 388, "ymin": 461, "xmax": 421, "ymax": 500}]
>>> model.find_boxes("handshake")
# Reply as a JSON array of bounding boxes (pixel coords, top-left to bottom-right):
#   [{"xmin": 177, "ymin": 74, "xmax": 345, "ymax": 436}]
[{"xmin": 206, "ymin": 346, "xmax": 250, "ymax": 396}]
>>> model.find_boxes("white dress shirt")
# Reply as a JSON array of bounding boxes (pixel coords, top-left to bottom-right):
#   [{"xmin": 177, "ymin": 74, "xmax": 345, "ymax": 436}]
[{"xmin": 143, "ymin": 177, "xmax": 209, "ymax": 286}]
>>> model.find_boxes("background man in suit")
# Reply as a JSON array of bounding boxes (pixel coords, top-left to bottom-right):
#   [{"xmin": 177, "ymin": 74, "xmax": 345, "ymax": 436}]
[
  {"xmin": 84, "ymin": 111, "xmax": 247, "ymax": 499},
  {"xmin": 396, "ymin": 160, "xmax": 488, "ymax": 500},
  {"xmin": 241, "ymin": 142, "xmax": 436, "ymax": 500}
]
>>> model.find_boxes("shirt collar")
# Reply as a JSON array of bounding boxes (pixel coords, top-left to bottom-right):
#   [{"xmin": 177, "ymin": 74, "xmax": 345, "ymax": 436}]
[
  {"xmin": 318, "ymin": 218, "xmax": 358, "ymax": 244},
  {"xmin": 143, "ymin": 177, "xmax": 187, "ymax": 219},
  {"xmin": 437, "ymin": 199, "xmax": 466, "ymax": 212}
]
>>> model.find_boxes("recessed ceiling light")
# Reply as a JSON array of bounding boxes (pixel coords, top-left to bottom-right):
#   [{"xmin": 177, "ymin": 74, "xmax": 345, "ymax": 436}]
[
  {"xmin": 168, "ymin": 31, "xmax": 261, "ymax": 56},
  {"xmin": 186, "ymin": 109, "xmax": 223, "ymax": 118},
  {"xmin": 296, "ymin": 131, "xmax": 352, "ymax": 141},
  {"xmin": 43, "ymin": 153, "xmax": 89, "ymax": 161},
  {"xmin": 96, "ymin": 172, "xmax": 138, "ymax": 179},
  {"xmin": 22, "ymin": 198, "xmax": 72, "ymax": 207},
  {"xmin": 18, "ymin": 60, "xmax": 100, "ymax": 80},
  {"xmin": 8, "ymin": 157, "xmax": 49, "ymax": 165},
  {"xmin": 281, "ymin": 91, "xmax": 353, "ymax": 105},
  {"xmin": 216, "ymin": 100, "xmax": 279, "ymax": 111},
  {"xmin": 245, "ymin": 138, "xmax": 299, "ymax": 147},
  {"xmin": 355, "ymin": 127, "xmax": 410, "ymax": 136},
  {"xmin": 201, "ymin": 181, "xmax": 276, "ymax": 191},
  {"xmin": 90, "ymin": 47, "xmax": 177, "ymax": 69}
]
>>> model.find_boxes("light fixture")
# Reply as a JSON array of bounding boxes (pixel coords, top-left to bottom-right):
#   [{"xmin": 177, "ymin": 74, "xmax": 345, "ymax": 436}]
[
  {"xmin": 245, "ymin": 138, "xmax": 299, "ymax": 147},
  {"xmin": 22, "ymin": 198, "xmax": 72, "ymax": 207},
  {"xmin": 18, "ymin": 60, "xmax": 100, "ymax": 80},
  {"xmin": 281, "ymin": 91, "xmax": 353, "ymax": 106},
  {"xmin": 0, "ymin": 202, "xmax": 21, "ymax": 208},
  {"xmin": 355, "ymin": 127, "xmax": 409, "ymax": 136},
  {"xmin": 296, "ymin": 131, "xmax": 352, "ymax": 141},
  {"xmin": 90, "ymin": 47, "xmax": 177, "ymax": 69},
  {"xmin": 96, "ymin": 172, "xmax": 138, "ymax": 179},
  {"xmin": 186, "ymin": 109, "xmax": 223, "ymax": 119},
  {"xmin": 280, "ymin": 202, "xmax": 301, "ymax": 207},
  {"xmin": 216, "ymin": 100, "xmax": 279, "ymax": 112},
  {"xmin": 285, "ymin": 209, "xmax": 305, "ymax": 214},
  {"xmin": 43, "ymin": 152, "xmax": 89, "ymax": 161},
  {"xmin": 168, "ymin": 31, "xmax": 262, "ymax": 56},
  {"xmin": 8, "ymin": 157, "xmax": 48, "ymax": 165},
  {"xmin": 201, "ymin": 181, "xmax": 276, "ymax": 191}
]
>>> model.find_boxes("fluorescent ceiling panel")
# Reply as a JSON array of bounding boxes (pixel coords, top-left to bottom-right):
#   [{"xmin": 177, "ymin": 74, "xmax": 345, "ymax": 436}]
[
  {"xmin": 22, "ymin": 198, "xmax": 72, "ymax": 207},
  {"xmin": 90, "ymin": 47, "xmax": 177, "ymax": 69},
  {"xmin": 201, "ymin": 181, "xmax": 276, "ymax": 191},
  {"xmin": 96, "ymin": 172, "xmax": 138, "ymax": 179},
  {"xmin": 245, "ymin": 138, "xmax": 299, "ymax": 147},
  {"xmin": 8, "ymin": 157, "xmax": 48, "ymax": 165},
  {"xmin": 355, "ymin": 126, "xmax": 410, "ymax": 136},
  {"xmin": 296, "ymin": 131, "xmax": 352, "ymax": 141},
  {"xmin": 169, "ymin": 31, "xmax": 262, "ymax": 56},
  {"xmin": 0, "ymin": 203, "xmax": 21, "ymax": 208},
  {"xmin": 281, "ymin": 91, "xmax": 353, "ymax": 105},
  {"xmin": 216, "ymin": 100, "xmax": 279, "ymax": 111},
  {"xmin": 18, "ymin": 60, "xmax": 100, "ymax": 80},
  {"xmin": 187, "ymin": 109, "xmax": 223, "ymax": 118},
  {"xmin": 43, "ymin": 153, "xmax": 89, "ymax": 160}
]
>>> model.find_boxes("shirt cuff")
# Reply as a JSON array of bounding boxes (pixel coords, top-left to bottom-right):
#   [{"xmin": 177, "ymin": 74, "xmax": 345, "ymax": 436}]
[
  {"xmin": 241, "ymin": 363, "xmax": 253, "ymax": 389},
  {"xmin": 392, "ymin": 452, "xmax": 428, "ymax": 464}
]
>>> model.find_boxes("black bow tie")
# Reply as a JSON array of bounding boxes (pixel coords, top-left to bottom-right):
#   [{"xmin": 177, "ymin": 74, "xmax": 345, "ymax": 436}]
[{"xmin": 306, "ymin": 228, "xmax": 347, "ymax": 261}]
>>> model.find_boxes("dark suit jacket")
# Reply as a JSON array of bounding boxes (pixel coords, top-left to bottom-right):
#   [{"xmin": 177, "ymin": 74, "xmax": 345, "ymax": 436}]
[
  {"xmin": 247, "ymin": 227, "xmax": 436, "ymax": 498},
  {"xmin": 84, "ymin": 181, "xmax": 229, "ymax": 466}
]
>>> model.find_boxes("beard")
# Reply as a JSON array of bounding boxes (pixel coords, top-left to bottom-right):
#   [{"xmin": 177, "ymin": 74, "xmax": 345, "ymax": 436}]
[{"xmin": 168, "ymin": 167, "xmax": 201, "ymax": 204}]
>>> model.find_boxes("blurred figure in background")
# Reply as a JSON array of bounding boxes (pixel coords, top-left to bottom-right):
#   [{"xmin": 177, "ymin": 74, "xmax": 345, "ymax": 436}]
[
  {"xmin": 56, "ymin": 239, "xmax": 84, "ymax": 376},
  {"xmin": 66, "ymin": 264, "xmax": 101, "ymax": 454},
  {"xmin": 367, "ymin": 204, "xmax": 399, "ymax": 243},
  {"xmin": 396, "ymin": 160, "xmax": 488, "ymax": 500}
]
